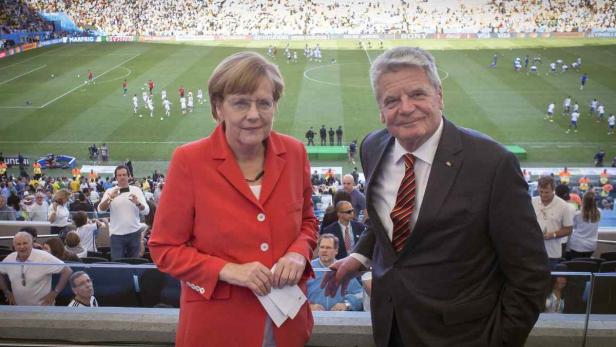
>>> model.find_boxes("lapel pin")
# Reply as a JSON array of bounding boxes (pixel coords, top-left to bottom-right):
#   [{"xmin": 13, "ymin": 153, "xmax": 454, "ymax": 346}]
[{"xmin": 446, "ymin": 161, "xmax": 452, "ymax": 167}]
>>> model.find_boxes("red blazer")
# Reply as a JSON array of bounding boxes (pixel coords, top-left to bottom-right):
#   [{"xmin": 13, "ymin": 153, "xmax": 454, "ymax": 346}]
[{"xmin": 149, "ymin": 124, "xmax": 318, "ymax": 347}]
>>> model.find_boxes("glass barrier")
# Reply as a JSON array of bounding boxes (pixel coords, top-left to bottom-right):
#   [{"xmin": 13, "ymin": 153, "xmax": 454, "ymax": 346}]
[
  {"xmin": 587, "ymin": 272, "xmax": 616, "ymax": 347},
  {"xmin": 0, "ymin": 262, "xmax": 614, "ymax": 345}
]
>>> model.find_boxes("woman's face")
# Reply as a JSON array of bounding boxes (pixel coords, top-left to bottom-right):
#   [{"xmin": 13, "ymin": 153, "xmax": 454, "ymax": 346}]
[
  {"xmin": 216, "ymin": 77, "xmax": 276, "ymax": 150},
  {"xmin": 556, "ymin": 276, "xmax": 567, "ymax": 289}
]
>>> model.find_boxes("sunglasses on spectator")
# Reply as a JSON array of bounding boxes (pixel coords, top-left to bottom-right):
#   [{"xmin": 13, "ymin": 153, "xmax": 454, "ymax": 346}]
[{"xmin": 339, "ymin": 210, "xmax": 354, "ymax": 214}]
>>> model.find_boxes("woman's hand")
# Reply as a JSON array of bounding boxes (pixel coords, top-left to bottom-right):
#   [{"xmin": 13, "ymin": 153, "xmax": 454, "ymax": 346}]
[
  {"xmin": 219, "ymin": 262, "xmax": 273, "ymax": 296},
  {"xmin": 272, "ymin": 252, "xmax": 306, "ymax": 288}
]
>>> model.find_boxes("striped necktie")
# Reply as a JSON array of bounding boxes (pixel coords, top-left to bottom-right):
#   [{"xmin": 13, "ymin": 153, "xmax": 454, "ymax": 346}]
[
  {"xmin": 343, "ymin": 225, "xmax": 352, "ymax": 253},
  {"xmin": 390, "ymin": 153, "xmax": 416, "ymax": 253}
]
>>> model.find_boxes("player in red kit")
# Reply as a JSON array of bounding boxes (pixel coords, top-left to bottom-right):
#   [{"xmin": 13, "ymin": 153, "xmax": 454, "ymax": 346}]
[
  {"xmin": 88, "ymin": 70, "xmax": 93, "ymax": 84},
  {"xmin": 178, "ymin": 86, "xmax": 185, "ymax": 98},
  {"xmin": 148, "ymin": 80, "xmax": 155, "ymax": 95},
  {"xmin": 122, "ymin": 79, "xmax": 128, "ymax": 96}
]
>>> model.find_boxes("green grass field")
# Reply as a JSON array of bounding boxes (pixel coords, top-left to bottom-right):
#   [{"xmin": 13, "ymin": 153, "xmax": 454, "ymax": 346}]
[{"xmin": 1, "ymin": 38, "xmax": 616, "ymax": 177}]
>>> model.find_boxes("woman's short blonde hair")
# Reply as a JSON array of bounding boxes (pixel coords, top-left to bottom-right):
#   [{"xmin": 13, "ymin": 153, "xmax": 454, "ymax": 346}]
[
  {"xmin": 208, "ymin": 51, "xmax": 284, "ymax": 121},
  {"xmin": 54, "ymin": 189, "xmax": 71, "ymax": 201}
]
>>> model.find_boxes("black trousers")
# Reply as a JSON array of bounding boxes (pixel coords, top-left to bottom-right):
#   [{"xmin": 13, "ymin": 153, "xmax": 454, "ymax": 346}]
[{"xmin": 389, "ymin": 313, "xmax": 405, "ymax": 346}]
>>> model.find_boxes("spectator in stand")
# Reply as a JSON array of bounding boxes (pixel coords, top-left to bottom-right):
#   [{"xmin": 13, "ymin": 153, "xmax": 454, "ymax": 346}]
[
  {"xmin": 19, "ymin": 226, "xmax": 43, "ymax": 250},
  {"xmin": 341, "ymin": 174, "xmax": 367, "ymax": 221},
  {"xmin": 0, "ymin": 232, "xmax": 72, "ymax": 306},
  {"xmin": 307, "ymin": 234, "xmax": 362, "ymax": 311},
  {"xmin": 545, "ymin": 275, "xmax": 567, "ymax": 313},
  {"xmin": 0, "ymin": 195, "xmax": 16, "ymax": 221},
  {"xmin": 73, "ymin": 211, "xmax": 104, "ymax": 253},
  {"xmin": 566, "ymin": 191, "xmax": 600, "ymax": 260},
  {"xmin": 23, "ymin": 192, "xmax": 49, "ymax": 222},
  {"xmin": 43, "ymin": 237, "xmax": 79, "ymax": 262},
  {"xmin": 98, "ymin": 165, "xmax": 149, "ymax": 260},
  {"xmin": 48, "ymin": 189, "xmax": 72, "ymax": 239},
  {"xmin": 65, "ymin": 231, "xmax": 87, "ymax": 258},
  {"xmin": 320, "ymin": 201, "xmax": 366, "ymax": 259},
  {"xmin": 69, "ymin": 191, "xmax": 95, "ymax": 216},
  {"xmin": 320, "ymin": 190, "xmax": 352, "ymax": 232},
  {"xmin": 532, "ymin": 176, "xmax": 575, "ymax": 269},
  {"xmin": 68, "ymin": 271, "xmax": 98, "ymax": 307}
]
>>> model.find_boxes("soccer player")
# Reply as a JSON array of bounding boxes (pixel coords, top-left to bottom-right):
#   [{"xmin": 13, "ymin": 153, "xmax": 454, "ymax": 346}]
[
  {"xmin": 590, "ymin": 98, "xmax": 598, "ymax": 116},
  {"xmin": 147, "ymin": 96, "xmax": 154, "ymax": 118},
  {"xmin": 490, "ymin": 54, "xmax": 497, "ymax": 68},
  {"xmin": 178, "ymin": 86, "xmax": 185, "ymax": 98},
  {"xmin": 293, "ymin": 51, "xmax": 298, "ymax": 63},
  {"xmin": 598, "ymin": 104, "xmax": 606, "ymax": 122},
  {"xmin": 561, "ymin": 64, "xmax": 568, "ymax": 72},
  {"xmin": 566, "ymin": 111, "xmax": 580, "ymax": 133},
  {"xmin": 161, "ymin": 89, "xmax": 167, "ymax": 101},
  {"xmin": 580, "ymin": 73, "xmax": 588, "ymax": 90},
  {"xmin": 529, "ymin": 64, "xmax": 537, "ymax": 73},
  {"xmin": 142, "ymin": 90, "xmax": 148, "ymax": 106},
  {"xmin": 87, "ymin": 70, "xmax": 93, "ymax": 84},
  {"xmin": 563, "ymin": 96, "xmax": 571, "ymax": 115},
  {"xmin": 163, "ymin": 98, "xmax": 172, "ymax": 117},
  {"xmin": 148, "ymin": 80, "xmax": 155, "ymax": 95},
  {"xmin": 573, "ymin": 102, "xmax": 579, "ymax": 114},
  {"xmin": 180, "ymin": 96, "xmax": 187, "ymax": 115},
  {"xmin": 187, "ymin": 91, "xmax": 194, "ymax": 113},
  {"xmin": 132, "ymin": 94, "xmax": 139, "ymax": 115},
  {"xmin": 608, "ymin": 114, "xmax": 615, "ymax": 135},
  {"xmin": 550, "ymin": 62, "xmax": 556, "ymax": 73},
  {"xmin": 546, "ymin": 103, "xmax": 555, "ymax": 122},
  {"xmin": 196, "ymin": 89, "xmax": 204, "ymax": 104},
  {"xmin": 122, "ymin": 79, "xmax": 128, "ymax": 96}
]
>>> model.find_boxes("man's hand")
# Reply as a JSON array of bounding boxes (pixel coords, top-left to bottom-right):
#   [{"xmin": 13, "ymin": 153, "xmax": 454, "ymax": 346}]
[
  {"xmin": 219, "ymin": 262, "xmax": 273, "ymax": 296},
  {"xmin": 272, "ymin": 252, "xmax": 306, "ymax": 288},
  {"xmin": 321, "ymin": 256, "xmax": 364, "ymax": 297},
  {"xmin": 330, "ymin": 302, "xmax": 348, "ymax": 311},
  {"xmin": 41, "ymin": 291, "xmax": 57, "ymax": 306},
  {"xmin": 310, "ymin": 303, "xmax": 325, "ymax": 311}
]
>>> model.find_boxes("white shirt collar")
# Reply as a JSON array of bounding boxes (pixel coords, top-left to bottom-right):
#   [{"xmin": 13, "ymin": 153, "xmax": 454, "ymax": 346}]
[{"xmin": 392, "ymin": 117, "xmax": 444, "ymax": 165}]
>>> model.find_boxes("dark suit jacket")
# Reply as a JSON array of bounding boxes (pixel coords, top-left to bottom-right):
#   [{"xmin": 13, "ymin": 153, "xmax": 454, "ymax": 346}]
[
  {"xmin": 355, "ymin": 117, "xmax": 549, "ymax": 347},
  {"xmin": 320, "ymin": 220, "xmax": 366, "ymax": 259}
]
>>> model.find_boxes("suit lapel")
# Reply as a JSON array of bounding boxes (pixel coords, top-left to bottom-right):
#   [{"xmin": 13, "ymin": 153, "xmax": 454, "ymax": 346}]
[
  {"xmin": 259, "ymin": 133, "xmax": 287, "ymax": 205},
  {"xmin": 364, "ymin": 131, "xmax": 397, "ymax": 257},
  {"xmin": 409, "ymin": 118, "xmax": 464, "ymax": 245},
  {"xmin": 212, "ymin": 125, "xmax": 261, "ymax": 207}
]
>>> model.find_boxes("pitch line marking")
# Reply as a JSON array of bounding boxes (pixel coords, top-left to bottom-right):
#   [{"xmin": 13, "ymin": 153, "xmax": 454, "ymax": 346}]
[
  {"xmin": 40, "ymin": 53, "xmax": 141, "ymax": 108},
  {"xmin": 0, "ymin": 65, "xmax": 47, "ymax": 86},
  {"xmin": 0, "ymin": 45, "xmax": 63, "ymax": 72}
]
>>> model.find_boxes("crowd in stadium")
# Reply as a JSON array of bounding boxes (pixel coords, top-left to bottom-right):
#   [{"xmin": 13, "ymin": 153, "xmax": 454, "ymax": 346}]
[
  {"xmin": 9, "ymin": 0, "xmax": 615, "ymax": 36},
  {"xmin": 0, "ymin": 0, "xmax": 50, "ymax": 35}
]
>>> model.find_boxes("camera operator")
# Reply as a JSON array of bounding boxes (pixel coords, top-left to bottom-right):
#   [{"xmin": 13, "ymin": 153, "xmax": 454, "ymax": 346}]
[{"xmin": 98, "ymin": 165, "xmax": 149, "ymax": 260}]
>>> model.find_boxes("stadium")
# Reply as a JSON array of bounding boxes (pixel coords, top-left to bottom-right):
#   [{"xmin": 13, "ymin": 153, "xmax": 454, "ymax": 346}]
[{"xmin": 1, "ymin": 0, "xmax": 616, "ymax": 346}]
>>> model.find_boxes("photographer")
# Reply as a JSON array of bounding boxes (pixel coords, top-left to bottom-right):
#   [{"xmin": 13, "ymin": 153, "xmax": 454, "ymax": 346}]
[{"xmin": 98, "ymin": 165, "xmax": 149, "ymax": 260}]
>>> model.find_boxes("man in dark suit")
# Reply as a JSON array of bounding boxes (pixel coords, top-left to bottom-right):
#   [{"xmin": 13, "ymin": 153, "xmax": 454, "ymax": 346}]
[
  {"xmin": 322, "ymin": 47, "xmax": 549, "ymax": 347},
  {"xmin": 321, "ymin": 201, "xmax": 366, "ymax": 259}
]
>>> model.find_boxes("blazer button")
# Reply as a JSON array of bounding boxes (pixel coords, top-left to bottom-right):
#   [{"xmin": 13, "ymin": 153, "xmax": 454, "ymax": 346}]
[
  {"xmin": 260, "ymin": 243, "xmax": 269, "ymax": 252},
  {"xmin": 257, "ymin": 213, "xmax": 266, "ymax": 222},
  {"xmin": 199, "ymin": 288, "xmax": 205, "ymax": 294}
]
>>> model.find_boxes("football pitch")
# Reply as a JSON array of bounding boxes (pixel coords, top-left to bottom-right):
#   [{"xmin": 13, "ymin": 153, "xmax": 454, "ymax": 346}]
[{"xmin": 1, "ymin": 38, "xmax": 616, "ymax": 176}]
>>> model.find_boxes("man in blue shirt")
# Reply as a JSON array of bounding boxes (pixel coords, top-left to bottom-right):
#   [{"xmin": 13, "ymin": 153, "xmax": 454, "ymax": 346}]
[{"xmin": 307, "ymin": 234, "xmax": 363, "ymax": 311}]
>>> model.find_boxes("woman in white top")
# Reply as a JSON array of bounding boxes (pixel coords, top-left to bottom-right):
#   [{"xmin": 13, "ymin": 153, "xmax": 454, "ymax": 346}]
[
  {"xmin": 48, "ymin": 189, "xmax": 72, "ymax": 239},
  {"xmin": 566, "ymin": 191, "xmax": 601, "ymax": 260}
]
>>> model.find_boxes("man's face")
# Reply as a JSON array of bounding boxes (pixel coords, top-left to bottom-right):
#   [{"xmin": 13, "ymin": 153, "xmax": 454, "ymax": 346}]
[
  {"xmin": 72, "ymin": 274, "xmax": 94, "ymax": 300},
  {"xmin": 13, "ymin": 235, "xmax": 33, "ymax": 260},
  {"xmin": 318, "ymin": 238, "xmax": 338, "ymax": 265},
  {"xmin": 342, "ymin": 176, "xmax": 354, "ymax": 193},
  {"xmin": 377, "ymin": 66, "xmax": 443, "ymax": 152},
  {"xmin": 539, "ymin": 186, "xmax": 555, "ymax": 204},
  {"xmin": 337, "ymin": 201, "xmax": 355, "ymax": 223},
  {"xmin": 116, "ymin": 168, "xmax": 130, "ymax": 187}
]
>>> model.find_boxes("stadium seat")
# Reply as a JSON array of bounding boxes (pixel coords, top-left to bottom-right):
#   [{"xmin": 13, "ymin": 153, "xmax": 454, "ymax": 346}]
[
  {"xmin": 561, "ymin": 260, "xmax": 600, "ymax": 273},
  {"xmin": 80, "ymin": 256, "xmax": 109, "ymax": 264},
  {"xmin": 572, "ymin": 257, "xmax": 604, "ymax": 265},
  {"xmin": 600, "ymin": 252, "xmax": 616, "ymax": 262},
  {"xmin": 599, "ymin": 261, "xmax": 616, "ymax": 273},
  {"xmin": 591, "ymin": 273, "xmax": 616, "ymax": 314},
  {"xmin": 138, "ymin": 268, "xmax": 180, "ymax": 308},
  {"xmin": 87, "ymin": 266, "xmax": 140, "ymax": 307},
  {"xmin": 114, "ymin": 258, "xmax": 150, "ymax": 265},
  {"xmin": 86, "ymin": 251, "xmax": 105, "ymax": 258}
]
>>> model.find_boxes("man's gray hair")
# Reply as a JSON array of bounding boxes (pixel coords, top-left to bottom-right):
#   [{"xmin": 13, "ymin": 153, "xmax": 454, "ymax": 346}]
[
  {"xmin": 14, "ymin": 231, "xmax": 33, "ymax": 243},
  {"xmin": 370, "ymin": 47, "xmax": 441, "ymax": 100}
]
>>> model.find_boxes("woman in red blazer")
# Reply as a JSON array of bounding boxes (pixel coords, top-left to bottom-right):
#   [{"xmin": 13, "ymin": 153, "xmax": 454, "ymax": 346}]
[{"xmin": 149, "ymin": 51, "xmax": 318, "ymax": 347}]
